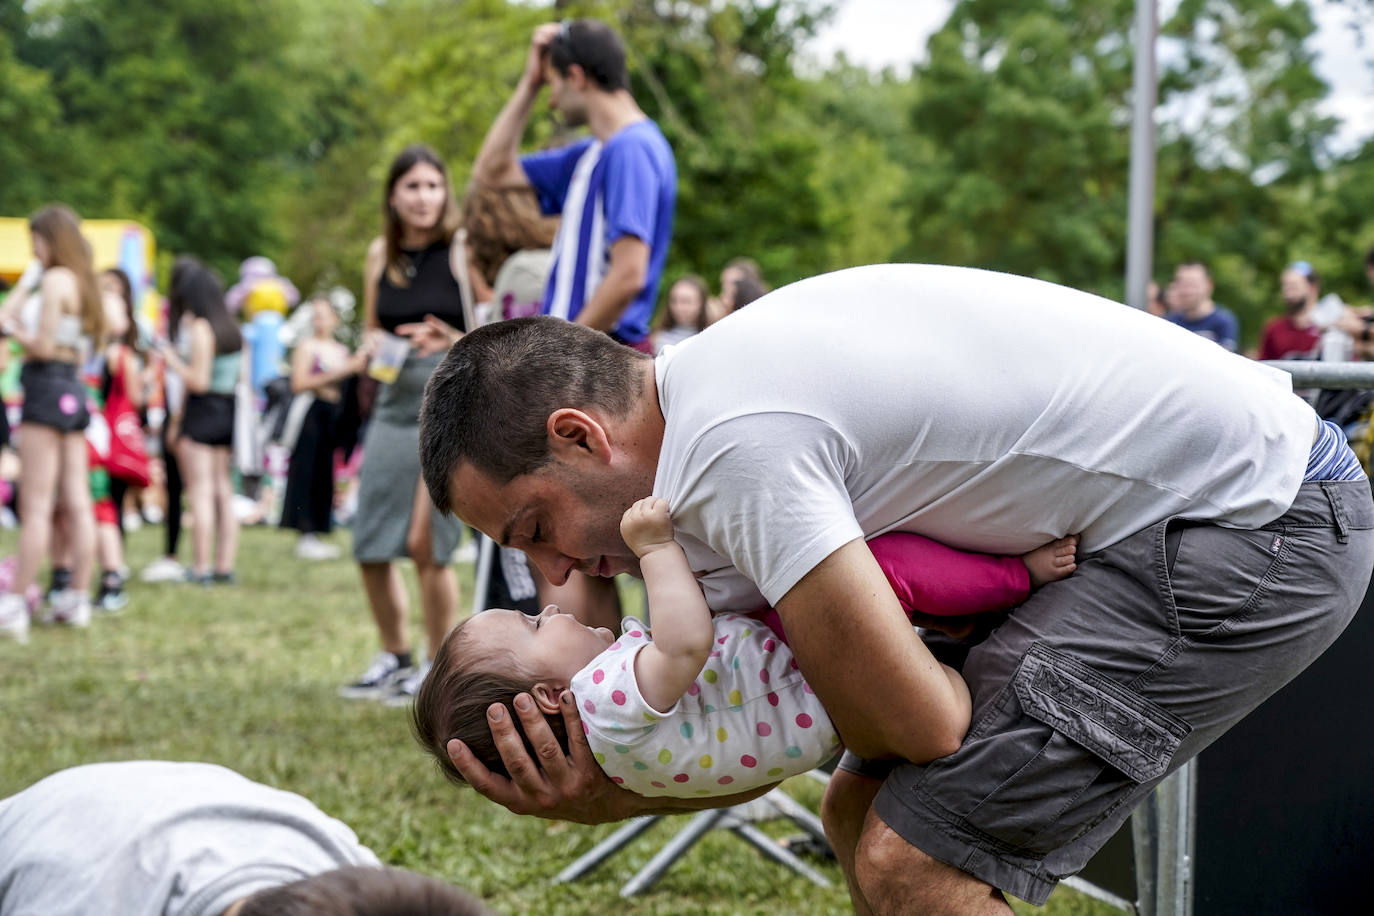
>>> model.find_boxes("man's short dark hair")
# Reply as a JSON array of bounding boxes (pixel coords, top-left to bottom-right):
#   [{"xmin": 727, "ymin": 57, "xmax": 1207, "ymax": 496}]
[
  {"xmin": 547, "ymin": 19, "xmax": 628, "ymax": 92},
  {"xmin": 238, "ymin": 865, "xmax": 490, "ymax": 915},
  {"xmin": 1176, "ymin": 260, "xmax": 1211, "ymax": 280},
  {"xmin": 418, "ymin": 316, "xmax": 649, "ymax": 514}
]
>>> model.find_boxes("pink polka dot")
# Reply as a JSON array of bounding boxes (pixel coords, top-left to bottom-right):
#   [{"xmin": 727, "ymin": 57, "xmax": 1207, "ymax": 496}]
[
  {"xmin": 740, "ymin": 755, "xmax": 757, "ymax": 768},
  {"xmin": 592, "ymin": 669, "xmax": 605, "ymax": 684},
  {"xmin": 610, "ymin": 642, "xmax": 621, "ymax": 651},
  {"xmin": 612, "ymin": 690, "xmax": 627, "ymax": 705},
  {"xmin": 583, "ymin": 700, "xmax": 597, "ymax": 714},
  {"xmin": 756, "ymin": 722, "xmax": 772, "ymax": 737},
  {"xmin": 628, "ymin": 630, "xmax": 643, "ymax": 638},
  {"xmin": 620, "ymin": 662, "xmax": 627, "ymax": 671},
  {"xmin": 709, "ymin": 651, "xmax": 721, "ymax": 659},
  {"xmin": 718, "ymin": 775, "xmax": 735, "ymax": 785},
  {"xmin": 582, "ymin": 723, "xmax": 590, "ymax": 735},
  {"xmin": 651, "ymin": 780, "xmax": 666, "ymax": 788},
  {"xmin": 673, "ymin": 773, "xmax": 690, "ymax": 783},
  {"xmin": 687, "ymin": 683, "xmax": 700, "ymax": 697},
  {"xmin": 759, "ymin": 669, "xmax": 770, "ymax": 684},
  {"xmin": 789, "ymin": 658, "xmax": 800, "ymax": 670},
  {"xmin": 763, "ymin": 638, "xmax": 776, "ymax": 652},
  {"xmin": 612, "ymin": 776, "xmax": 624, "ymax": 784},
  {"xmin": 802, "ymin": 682, "xmax": 814, "ymax": 694},
  {"xmin": 767, "ymin": 692, "xmax": 779, "ymax": 707},
  {"xmin": 796, "ymin": 713, "xmax": 813, "ymax": 729},
  {"xmin": 717, "ymin": 635, "xmax": 728, "ymax": 644}
]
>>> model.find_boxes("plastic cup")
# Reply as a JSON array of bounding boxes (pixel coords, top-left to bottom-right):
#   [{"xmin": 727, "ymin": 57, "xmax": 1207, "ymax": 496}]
[{"xmin": 367, "ymin": 332, "xmax": 410, "ymax": 384}]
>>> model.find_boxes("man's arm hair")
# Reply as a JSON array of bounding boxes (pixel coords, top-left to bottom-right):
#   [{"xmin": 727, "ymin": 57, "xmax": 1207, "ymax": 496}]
[{"xmin": 573, "ymin": 236, "xmax": 649, "ymax": 332}]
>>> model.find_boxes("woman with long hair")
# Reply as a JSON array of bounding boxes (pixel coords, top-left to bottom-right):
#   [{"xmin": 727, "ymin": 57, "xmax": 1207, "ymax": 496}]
[
  {"xmin": 280, "ymin": 295, "xmax": 368, "ymax": 560},
  {"xmin": 0, "ymin": 204, "xmax": 106, "ymax": 639},
  {"xmin": 159, "ymin": 257, "xmax": 241, "ymax": 585},
  {"xmin": 651, "ymin": 275, "xmax": 709, "ymax": 354},
  {"xmin": 340, "ymin": 144, "xmax": 467, "ymax": 702}
]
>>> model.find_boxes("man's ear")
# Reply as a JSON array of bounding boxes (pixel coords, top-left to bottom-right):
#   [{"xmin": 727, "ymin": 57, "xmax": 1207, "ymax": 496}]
[
  {"xmin": 531, "ymin": 681, "xmax": 568, "ymax": 715},
  {"xmin": 547, "ymin": 407, "xmax": 611, "ymax": 461}
]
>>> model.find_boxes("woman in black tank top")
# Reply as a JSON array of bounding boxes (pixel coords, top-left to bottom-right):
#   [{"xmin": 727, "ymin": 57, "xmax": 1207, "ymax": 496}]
[{"xmin": 340, "ymin": 145, "xmax": 467, "ymax": 701}]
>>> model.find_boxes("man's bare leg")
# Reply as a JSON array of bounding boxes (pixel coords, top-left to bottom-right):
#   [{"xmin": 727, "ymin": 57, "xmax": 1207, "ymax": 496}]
[
  {"xmin": 855, "ymin": 807, "xmax": 1012, "ymax": 916},
  {"xmin": 821, "ymin": 768, "xmax": 882, "ymax": 916}
]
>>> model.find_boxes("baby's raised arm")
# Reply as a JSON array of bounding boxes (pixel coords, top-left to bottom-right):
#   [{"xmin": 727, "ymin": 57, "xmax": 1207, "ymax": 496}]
[{"xmin": 620, "ymin": 497, "xmax": 713, "ymax": 713}]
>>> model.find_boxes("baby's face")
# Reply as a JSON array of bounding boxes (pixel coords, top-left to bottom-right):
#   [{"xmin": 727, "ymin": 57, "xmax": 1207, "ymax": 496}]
[{"xmin": 467, "ymin": 605, "xmax": 616, "ymax": 684}]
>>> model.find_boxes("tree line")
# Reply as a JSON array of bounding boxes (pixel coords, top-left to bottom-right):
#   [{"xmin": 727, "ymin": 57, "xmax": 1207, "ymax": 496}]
[{"xmin": 3, "ymin": 0, "xmax": 1372, "ymax": 345}]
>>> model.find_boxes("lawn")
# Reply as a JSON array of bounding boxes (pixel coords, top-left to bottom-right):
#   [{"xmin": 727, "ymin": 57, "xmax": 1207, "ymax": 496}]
[{"xmin": 0, "ymin": 523, "xmax": 1121, "ymax": 915}]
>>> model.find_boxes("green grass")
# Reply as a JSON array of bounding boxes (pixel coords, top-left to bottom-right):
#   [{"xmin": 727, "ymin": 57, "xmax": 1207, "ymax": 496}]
[{"xmin": 0, "ymin": 524, "xmax": 1120, "ymax": 915}]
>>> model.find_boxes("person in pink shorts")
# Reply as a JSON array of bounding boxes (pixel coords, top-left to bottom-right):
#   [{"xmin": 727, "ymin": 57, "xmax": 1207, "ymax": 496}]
[{"xmin": 414, "ymin": 498, "xmax": 1076, "ymax": 798}]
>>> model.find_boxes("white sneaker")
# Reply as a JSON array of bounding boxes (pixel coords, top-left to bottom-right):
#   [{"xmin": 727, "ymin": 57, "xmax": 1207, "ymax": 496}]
[
  {"xmin": 0, "ymin": 593, "xmax": 29, "ymax": 644},
  {"xmin": 44, "ymin": 589, "xmax": 91, "ymax": 628},
  {"xmin": 142, "ymin": 504, "xmax": 165, "ymax": 524},
  {"xmin": 295, "ymin": 536, "xmax": 341, "ymax": 561},
  {"xmin": 384, "ymin": 659, "xmax": 433, "ymax": 707},
  {"xmin": 122, "ymin": 511, "xmax": 143, "ymax": 532},
  {"xmin": 140, "ymin": 557, "xmax": 186, "ymax": 583}
]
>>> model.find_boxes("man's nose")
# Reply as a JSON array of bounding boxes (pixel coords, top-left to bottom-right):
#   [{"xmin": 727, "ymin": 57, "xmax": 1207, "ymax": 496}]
[{"xmin": 529, "ymin": 547, "xmax": 576, "ymax": 586}]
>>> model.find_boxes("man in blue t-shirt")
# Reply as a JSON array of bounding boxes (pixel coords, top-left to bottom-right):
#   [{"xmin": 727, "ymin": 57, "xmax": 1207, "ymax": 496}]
[
  {"xmin": 473, "ymin": 18, "xmax": 676, "ymax": 352},
  {"xmin": 1167, "ymin": 260, "xmax": 1239, "ymax": 351}
]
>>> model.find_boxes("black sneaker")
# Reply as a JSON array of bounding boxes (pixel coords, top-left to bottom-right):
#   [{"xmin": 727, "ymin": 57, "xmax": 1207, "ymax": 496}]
[
  {"xmin": 338, "ymin": 652, "xmax": 414, "ymax": 700},
  {"xmin": 211, "ymin": 571, "xmax": 237, "ymax": 586}
]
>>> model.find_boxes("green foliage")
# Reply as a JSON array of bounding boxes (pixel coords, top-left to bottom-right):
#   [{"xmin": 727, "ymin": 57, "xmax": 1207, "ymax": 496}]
[{"xmin": 2, "ymin": 0, "xmax": 1370, "ymax": 342}]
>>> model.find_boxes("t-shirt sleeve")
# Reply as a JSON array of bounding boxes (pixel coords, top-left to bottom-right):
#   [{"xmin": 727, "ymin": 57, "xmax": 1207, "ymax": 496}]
[
  {"xmin": 519, "ymin": 140, "xmax": 594, "ymax": 216},
  {"xmin": 601, "ymin": 134, "xmax": 664, "ymax": 247},
  {"xmin": 867, "ymin": 532, "xmax": 1030, "ymax": 617},
  {"xmin": 670, "ymin": 413, "xmax": 863, "ymax": 606}
]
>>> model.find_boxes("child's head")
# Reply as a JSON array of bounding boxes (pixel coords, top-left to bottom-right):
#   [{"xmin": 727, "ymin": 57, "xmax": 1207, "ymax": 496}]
[{"xmin": 412, "ymin": 605, "xmax": 616, "ymax": 785}]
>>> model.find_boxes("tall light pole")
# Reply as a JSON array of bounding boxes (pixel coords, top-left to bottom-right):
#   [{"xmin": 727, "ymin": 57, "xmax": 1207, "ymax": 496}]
[{"xmin": 1124, "ymin": 0, "xmax": 1158, "ymax": 310}]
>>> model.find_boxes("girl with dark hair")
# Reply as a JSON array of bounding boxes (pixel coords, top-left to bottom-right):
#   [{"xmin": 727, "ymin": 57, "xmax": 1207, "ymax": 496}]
[
  {"xmin": 340, "ymin": 144, "xmax": 469, "ymax": 702},
  {"xmin": 651, "ymin": 275, "xmax": 709, "ymax": 354},
  {"xmin": 159, "ymin": 257, "xmax": 241, "ymax": 585},
  {"xmin": 0, "ymin": 204, "xmax": 106, "ymax": 638}
]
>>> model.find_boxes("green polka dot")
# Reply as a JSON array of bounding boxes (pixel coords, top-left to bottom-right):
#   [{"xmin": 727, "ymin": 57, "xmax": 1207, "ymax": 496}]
[
  {"xmin": 614, "ymin": 744, "xmax": 630, "ymax": 754},
  {"xmin": 696, "ymin": 789, "xmax": 711, "ymax": 795},
  {"xmin": 704, "ymin": 704, "xmax": 716, "ymax": 713},
  {"xmin": 716, "ymin": 727, "xmax": 728, "ymax": 742},
  {"xmin": 767, "ymin": 767, "xmax": 785, "ymax": 778},
  {"xmin": 703, "ymin": 669, "xmax": 718, "ymax": 684},
  {"xmin": 699, "ymin": 754, "xmax": 713, "ymax": 769},
  {"xmin": 658, "ymin": 748, "xmax": 673, "ymax": 764},
  {"xmin": 632, "ymin": 761, "xmax": 648, "ymax": 770},
  {"xmin": 643, "ymin": 712, "xmax": 657, "ymax": 722},
  {"xmin": 732, "ymin": 657, "xmax": 740, "ymax": 669},
  {"xmin": 742, "ymin": 627, "xmax": 752, "ymax": 636},
  {"xmin": 785, "ymin": 746, "xmax": 802, "ymax": 758},
  {"xmin": 680, "ymin": 722, "xmax": 694, "ymax": 739},
  {"xmin": 728, "ymin": 689, "xmax": 742, "ymax": 706},
  {"xmin": 593, "ymin": 752, "xmax": 606, "ymax": 765}
]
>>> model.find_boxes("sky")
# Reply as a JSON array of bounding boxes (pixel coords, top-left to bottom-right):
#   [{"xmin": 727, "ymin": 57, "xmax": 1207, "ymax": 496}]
[{"xmin": 809, "ymin": 0, "xmax": 1374, "ymax": 153}]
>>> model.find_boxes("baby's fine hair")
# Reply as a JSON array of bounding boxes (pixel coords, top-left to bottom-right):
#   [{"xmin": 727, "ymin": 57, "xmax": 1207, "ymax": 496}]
[{"xmin": 411, "ymin": 614, "xmax": 572, "ymax": 785}]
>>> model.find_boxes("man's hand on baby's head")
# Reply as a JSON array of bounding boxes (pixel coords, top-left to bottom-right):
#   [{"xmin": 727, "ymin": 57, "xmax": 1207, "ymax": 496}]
[
  {"xmin": 621, "ymin": 497, "xmax": 677, "ymax": 557},
  {"xmin": 1022, "ymin": 535, "xmax": 1078, "ymax": 589}
]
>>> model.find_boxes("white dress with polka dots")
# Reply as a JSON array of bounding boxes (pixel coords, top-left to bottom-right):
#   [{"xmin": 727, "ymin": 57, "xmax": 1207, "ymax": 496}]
[{"xmin": 568, "ymin": 614, "xmax": 840, "ymax": 798}]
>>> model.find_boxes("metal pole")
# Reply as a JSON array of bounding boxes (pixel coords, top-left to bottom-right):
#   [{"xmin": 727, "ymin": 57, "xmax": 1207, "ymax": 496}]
[{"xmin": 1125, "ymin": 0, "xmax": 1158, "ymax": 310}]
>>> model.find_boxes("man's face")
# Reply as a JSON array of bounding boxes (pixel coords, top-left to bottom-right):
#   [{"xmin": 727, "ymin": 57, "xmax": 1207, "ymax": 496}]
[
  {"xmin": 1280, "ymin": 269, "xmax": 1312, "ymax": 311},
  {"xmin": 545, "ymin": 62, "xmax": 589, "ymax": 128},
  {"xmin": 1172, "ymin": 266, "xmax": 1210, "ymax": 311},
  {"xmin": 451, "ymin": 459, "xmax": 644, "ymax": 585}
]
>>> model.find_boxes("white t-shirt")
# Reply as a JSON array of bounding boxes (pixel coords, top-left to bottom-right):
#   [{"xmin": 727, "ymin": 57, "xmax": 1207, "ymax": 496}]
[
  {"xmin": 569, "ymin": 615, "xmax": 839, "ymax": 798},
  {"xmin": 653, "ymin": 264, "xmax": 1316, "ymax": 611},
  {"xmin": 0, "ymin": 761, "xmax": 379, "ymax": 916}
]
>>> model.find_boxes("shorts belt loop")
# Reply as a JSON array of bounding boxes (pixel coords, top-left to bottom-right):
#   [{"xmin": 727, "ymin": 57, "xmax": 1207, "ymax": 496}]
[{"xmin": 1320, "ymin": 481, "xmax": 1350, "ymax": 544}]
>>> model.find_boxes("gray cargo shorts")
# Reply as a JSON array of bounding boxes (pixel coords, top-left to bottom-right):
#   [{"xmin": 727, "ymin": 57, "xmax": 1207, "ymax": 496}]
[{"xmin": 853, "ymin": 479, "xmax": 1374, "ymax": 905}]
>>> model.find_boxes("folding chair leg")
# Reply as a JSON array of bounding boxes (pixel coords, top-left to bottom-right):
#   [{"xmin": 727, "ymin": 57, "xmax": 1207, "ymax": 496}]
[
  {"xmin": 553, "ymin": 816, "xmax": 661, "ymax": 884},
  {"xmin": 619, "ymin": 809, "xmax": 729, "ymax": 897},
  {"xmin": 731, "ymin": 823, "xmax": 832, "ymax": 888}
]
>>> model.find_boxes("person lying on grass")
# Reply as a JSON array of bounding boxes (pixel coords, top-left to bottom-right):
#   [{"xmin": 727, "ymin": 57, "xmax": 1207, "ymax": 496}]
[{"xmin": 414, "ymin": 497, "xmax": 1077, "ymax": 797}]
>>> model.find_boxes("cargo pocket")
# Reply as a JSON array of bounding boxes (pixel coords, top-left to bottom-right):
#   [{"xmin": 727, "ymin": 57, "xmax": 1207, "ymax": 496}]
[{"xmin": 938, "ymin": 643, "xmax": 1190, "ymax": 855}]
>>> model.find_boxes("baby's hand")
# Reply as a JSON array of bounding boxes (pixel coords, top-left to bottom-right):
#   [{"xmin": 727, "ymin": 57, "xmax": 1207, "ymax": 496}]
[
  {"xmin": 621, "ymin": 497, "xmax": 676, "ymax": 557},
  {"xmin": 1022, "ymin": 535, "xmax": 1077, "ymax": 589}
]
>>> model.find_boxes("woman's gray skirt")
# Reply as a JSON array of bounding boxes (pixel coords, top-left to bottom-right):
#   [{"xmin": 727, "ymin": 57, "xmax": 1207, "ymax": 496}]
[{"xmin": 351, "ymin": 350, "xmax": 463, "ymax": 564}]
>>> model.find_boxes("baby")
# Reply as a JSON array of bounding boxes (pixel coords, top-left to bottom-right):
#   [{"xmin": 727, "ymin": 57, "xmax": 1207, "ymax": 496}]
[{"xmin": 414, "ymin": 498, "xmax": 1076, "ymax": 798}]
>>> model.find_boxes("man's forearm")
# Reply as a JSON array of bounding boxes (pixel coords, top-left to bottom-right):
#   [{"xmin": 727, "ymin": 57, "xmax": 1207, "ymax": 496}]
[
  {"xmin": 474, "ymin": 79, "xmax": 540, "ymax": 186},
  {"xmin": 575, "ymin": 240, "xmax": 647, "ymax": 331}
]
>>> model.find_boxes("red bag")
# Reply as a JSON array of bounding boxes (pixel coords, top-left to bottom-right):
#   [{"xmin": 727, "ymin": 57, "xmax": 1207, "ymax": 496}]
[{"xmin": 105, "ymin": 346, "xmax": 151, "ymax": 487}]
